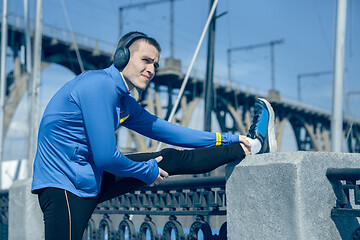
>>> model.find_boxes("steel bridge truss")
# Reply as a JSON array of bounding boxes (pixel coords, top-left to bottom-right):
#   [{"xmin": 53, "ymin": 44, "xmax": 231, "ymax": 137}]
[{"xmin": 2, "ymin": 16, "xmax": 360, "ymax": 154}]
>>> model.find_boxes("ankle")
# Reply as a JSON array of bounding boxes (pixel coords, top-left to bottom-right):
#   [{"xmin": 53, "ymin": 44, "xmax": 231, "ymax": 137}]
[{"xmin": 245, "ymin": 137, "xmax": 262, "ymax": 155}]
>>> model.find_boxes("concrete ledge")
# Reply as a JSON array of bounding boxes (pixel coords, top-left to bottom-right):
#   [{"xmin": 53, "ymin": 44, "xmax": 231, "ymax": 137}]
[
  {"xmin": 225, "ymin": 152, "xmax": 360, "ymax": 240},
  {"xmin": 9, "ymin": 178, "xmax": 44, "ymax": 240}
]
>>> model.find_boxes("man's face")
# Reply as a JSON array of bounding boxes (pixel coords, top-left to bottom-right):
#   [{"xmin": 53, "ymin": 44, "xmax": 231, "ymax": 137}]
[{"xmin": 121, "ymin": 40, "xmax": 159, "ymax": 91}]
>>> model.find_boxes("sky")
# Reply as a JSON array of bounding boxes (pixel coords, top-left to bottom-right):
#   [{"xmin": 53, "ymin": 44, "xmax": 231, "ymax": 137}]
[{"xmin": 2, "ymin": 0, "xmax": 360, "ymax": 160}]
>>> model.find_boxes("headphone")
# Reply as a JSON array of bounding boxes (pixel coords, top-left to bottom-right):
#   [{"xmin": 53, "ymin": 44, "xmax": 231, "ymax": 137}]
[{"xmin": 113, "ymin": 32, "xmax": 147, "ymax": 69}]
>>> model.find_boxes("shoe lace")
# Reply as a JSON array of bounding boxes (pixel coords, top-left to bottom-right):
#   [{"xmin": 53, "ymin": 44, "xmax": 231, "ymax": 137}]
[{"xmin": 248, "ymin": 113, "xmax": 260, "ymax": 137}]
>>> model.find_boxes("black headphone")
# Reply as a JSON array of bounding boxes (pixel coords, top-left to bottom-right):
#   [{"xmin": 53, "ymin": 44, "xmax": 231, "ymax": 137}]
[{"xmin": 113, "ymin": 32, "xmax": 147, "ymax": 69}]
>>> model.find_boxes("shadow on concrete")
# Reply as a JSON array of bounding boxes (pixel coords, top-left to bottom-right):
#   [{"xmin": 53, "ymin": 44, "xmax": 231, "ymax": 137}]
[{"xmin": 332, "ymin": 214, "xmax": 360, "ymax": 240}]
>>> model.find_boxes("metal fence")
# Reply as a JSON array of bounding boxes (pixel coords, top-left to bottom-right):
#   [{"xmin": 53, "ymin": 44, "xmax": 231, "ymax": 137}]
[
  {"xmin": 0, "ymin": 190, "xmax": 8, "ymax": 240},
  {"xmin": 84, "ymin": 176, "xmax": 227, "ymax": 240},
  {"xmin": 326, "ymin": 168, "xmax": 360, "ymax": 239},
  {"xmin": 7, "ymin": 14, "xmax": 116, "ymax": 55},
  {"xmin": 0, "ymin": 176, "xmax": 227, "ymax": 240}
]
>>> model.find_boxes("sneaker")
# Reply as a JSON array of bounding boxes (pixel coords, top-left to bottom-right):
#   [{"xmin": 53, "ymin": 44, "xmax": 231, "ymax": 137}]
[{"xmin": 247, "ymin": 98, "xmax": 277, "ymax": 153}]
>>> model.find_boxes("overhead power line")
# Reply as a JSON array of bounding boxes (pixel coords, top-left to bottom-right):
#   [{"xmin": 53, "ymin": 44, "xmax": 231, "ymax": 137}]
[
  {"xmin": 61, "ymin": 0, "xmax": 85, "ymax": 72},
  {"xmin": 118, "ymin": 0, "xmax": 181, "ymax": 58},
  {"xmin": 227, "ymin": 39, "xmax": 284, "ymax": 89},
  {"xmin": 156, "ymin": 0, "xmax": 219, "ymax": 151}
]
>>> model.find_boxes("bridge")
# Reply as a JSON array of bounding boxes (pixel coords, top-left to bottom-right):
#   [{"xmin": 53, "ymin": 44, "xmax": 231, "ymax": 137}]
[
  {"xmin": 1, "ymin": 12, "xmax": 360, "ymax": 240},
  {"xmin": 2, "ymin": 14, "xmax": 360, "ymax": 154}
]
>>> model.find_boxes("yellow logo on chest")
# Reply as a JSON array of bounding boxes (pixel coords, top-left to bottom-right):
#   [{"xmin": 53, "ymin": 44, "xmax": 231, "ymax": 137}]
[{"xmin": 119, "ymin": 115, "xmax": 129, "ymax": 124}]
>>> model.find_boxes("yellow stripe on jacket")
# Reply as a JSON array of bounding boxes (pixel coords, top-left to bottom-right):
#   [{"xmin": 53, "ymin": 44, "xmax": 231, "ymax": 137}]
[{"xmin": 216, "ymin": 132, "xmax": 221, "ymax": 146}]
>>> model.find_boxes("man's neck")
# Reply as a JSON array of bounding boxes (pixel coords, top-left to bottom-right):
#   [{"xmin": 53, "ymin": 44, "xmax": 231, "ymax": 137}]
[{"xmin": 120, "ymin": 72, "xmax": 132, "ymax": 91}]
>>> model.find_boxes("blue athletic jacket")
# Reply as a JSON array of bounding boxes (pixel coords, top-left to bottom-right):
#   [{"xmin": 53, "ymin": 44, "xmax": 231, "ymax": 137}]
[{"xmin": 31, "ymin": 65, "xmax": 240, "ymax": 197}]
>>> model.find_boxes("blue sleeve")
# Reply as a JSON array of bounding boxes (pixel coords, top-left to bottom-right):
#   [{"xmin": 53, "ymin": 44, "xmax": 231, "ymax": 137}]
[
  {"xmin": 123, "ymin": 97, "xmax": 240, "ymax": 148},
  {"xmin": 73, "ymin": 72, "xmax": 158, "ymax": 185}
]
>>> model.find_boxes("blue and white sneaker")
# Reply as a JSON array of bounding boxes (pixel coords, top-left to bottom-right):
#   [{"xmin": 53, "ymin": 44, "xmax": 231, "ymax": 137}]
[{"xmin": 247, "ymin": 98, "xmax": 277, "ymax": 153}]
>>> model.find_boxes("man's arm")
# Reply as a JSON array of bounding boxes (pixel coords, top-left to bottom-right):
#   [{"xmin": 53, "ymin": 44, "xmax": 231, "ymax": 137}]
[
  {"xmin": 73, "ymin": 72, "xmax": 159, "ymax": 185},
  {"xmin": 123, "ymin": 97, "xmax": 240, "ymax": 148}
]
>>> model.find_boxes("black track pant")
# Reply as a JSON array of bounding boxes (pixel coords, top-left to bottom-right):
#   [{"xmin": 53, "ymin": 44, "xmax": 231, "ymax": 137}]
[{"xmin": 37, "ymin": 143, "xmax": 245, "ymax": 240}]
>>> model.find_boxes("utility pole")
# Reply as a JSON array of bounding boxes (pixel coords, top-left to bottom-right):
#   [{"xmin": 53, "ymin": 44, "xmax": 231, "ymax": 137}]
[
  {"xmin": 204, "ymin": 2, "xmax": 227, "ymax": 132},
  {"xmin": 204, "ymin": 0, "xmax": 216, "ymax": 132},
  {"xmin": 170, "ymin": 0, "xmax": 174, "ymax": 58},
  {"xmin": 269, "ymin": 41, "xmax": 277, "ymax": 90},
  {"xmin": 346, "ymin": 91, "xmax": 360, "ymax": 116},
  {"xmin": 118, "ymin": 0, "xmax": 179, "ymax": 57},
  {"xmin": 227, "ymin": 39, "xmax": 283, "ymax": 89},
  {"xmin": 27, "ymin": 0, "xmax": 43, "ymax": 178},
  {"xmin": 156, "ymin": 0, "xmax": 218, "ymax": 151},
  {"xmin": 331, "ymin": 0, "xmax": 347, "ymax": 152},
  {"xmin": 24, "ymin": 0, "xmax": 32, "ymax": 179},
  {"xmin": 297, "ymin": 71, "xmax": 332, "ymax": 101},
  {"xmin": 0, "ymin": 0, "xmax": 8, "ymax": 189},
  {"xmin": 24, "ymin": 0, "xmax": 32, "ymax": 76}
]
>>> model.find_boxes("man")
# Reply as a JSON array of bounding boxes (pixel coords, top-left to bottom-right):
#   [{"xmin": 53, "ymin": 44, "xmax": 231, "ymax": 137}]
[{"xmin": 31, "ymin": 31, "xmax": 277, "ymax": 240}]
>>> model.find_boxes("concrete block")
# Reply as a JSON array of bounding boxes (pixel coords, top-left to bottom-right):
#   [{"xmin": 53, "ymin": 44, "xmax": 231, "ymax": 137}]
[
  {"xmin": 226, "ymin": 152, "xmax": 360, "ymax": 240},
  {"xmin": 9, "ymin": 178, "xmax": 44, "ymax": 240}
]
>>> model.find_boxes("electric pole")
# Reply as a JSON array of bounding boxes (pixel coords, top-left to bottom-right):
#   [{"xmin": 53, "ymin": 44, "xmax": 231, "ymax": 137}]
[
  {"xmin": 331, "ymin": 0, "xmax": 347, "ymax": 152},
  {"xmin": 204, "ymin": 0, "xmax": 216, "ymax": 132},
  {"xmin": 227, "ymin": 39, "xmax": 284, "ymax": 90},
  {"xmin": 297, "ymin": 70, "xmax": 332, "ymax": 101},
  {"xmin": 0, "ymin": 0, "xmax": 8, "ymax": 189},
  {"xmin": 27, "ymin": 0, "xmax": 43, "ymax": 177},
  {"xmin": 119, "ymin": 0, "xmax": 180, "ymax": 58}
]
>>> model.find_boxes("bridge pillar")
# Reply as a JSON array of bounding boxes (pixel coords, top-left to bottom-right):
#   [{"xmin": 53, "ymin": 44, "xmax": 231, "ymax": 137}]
[{"xmin": 226, "ymin": 152, "xmax": 360, "ymax": 240}]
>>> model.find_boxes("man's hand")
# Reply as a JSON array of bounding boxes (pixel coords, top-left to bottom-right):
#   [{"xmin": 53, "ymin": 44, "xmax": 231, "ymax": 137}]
[
  {"xmin": 239, "ymin": 135, "xmax": 251, "ymax": 147},
  {"xmin": 239, "ymin": 135, "xmax": 251, "ymax": 155},
  {"xmin": 150, "ymin": 156, "xmax": 169, "ymax": 186}
]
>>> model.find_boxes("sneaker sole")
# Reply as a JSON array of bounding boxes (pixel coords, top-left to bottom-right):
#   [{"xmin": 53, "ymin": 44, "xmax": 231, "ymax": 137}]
[{"xmin": 258, "ymin": 98, "xmax": 277, "ymax": 152}]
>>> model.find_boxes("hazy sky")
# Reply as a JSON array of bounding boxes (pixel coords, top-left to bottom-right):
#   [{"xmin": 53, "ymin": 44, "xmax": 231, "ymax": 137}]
[{"xmin": 2, "ymin": 0, "xmax": 360, "ymax": 159}]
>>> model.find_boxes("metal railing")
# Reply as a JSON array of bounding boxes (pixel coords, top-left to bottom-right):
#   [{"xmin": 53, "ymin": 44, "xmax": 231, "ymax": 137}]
[
  {"xmin": 0, "ymin": 190, "xmax": 8, "ymax": 240},
  {"xmin": 85, "ymin": 176, "xmax": 227, "ymax": 240},
  {"xmin": 7, "ymin": 14, "xmax": 116, "ymax": 55},
  {"xmin": 0, "ymin": 176, "xmax": 227, "ymax": 240},
  {"xmin": 327, "ymin": 168, "xmax": 360, "ymax": 217},
  {"xmin": 326, "ymin": 168, "xmax": 360, "ymax": 239}
]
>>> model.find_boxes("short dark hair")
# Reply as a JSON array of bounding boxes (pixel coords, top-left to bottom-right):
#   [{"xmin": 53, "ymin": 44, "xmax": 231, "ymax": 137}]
[{"xmin": 116, "ymin": 31, "xmax": 161, "ymax": 53}]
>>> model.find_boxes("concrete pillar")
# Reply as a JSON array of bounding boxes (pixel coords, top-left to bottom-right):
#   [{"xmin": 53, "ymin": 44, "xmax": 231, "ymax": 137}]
[
  {"xmin": 9, "ymin": 178, "xmax": 44, "ymax": 240},
  {"xmin": 226, "ymin": 152, "xmax": 360, "ymax": 240}
]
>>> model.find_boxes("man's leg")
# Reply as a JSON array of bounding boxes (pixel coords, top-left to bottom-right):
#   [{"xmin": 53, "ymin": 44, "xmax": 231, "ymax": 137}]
[
  {"xmin": 37, "ymin": 187, "xmax": 98, "ymax": 240},
  {"xmin": 98, "ymin": 97, "xmax": 277, "ymax": 203},
  {"xmin": 97, "ymin": 143, "xmax": 246, "ymax": 203},
  {"xmin": 128, "ymin": 143, "xmax": 246, "ymax": 175}
]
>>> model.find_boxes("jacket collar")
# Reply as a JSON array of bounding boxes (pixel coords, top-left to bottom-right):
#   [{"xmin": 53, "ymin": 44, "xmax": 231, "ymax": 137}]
[{"xmin": 105, "ymin": 65, "xmax": 130, "ymax": 95}]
